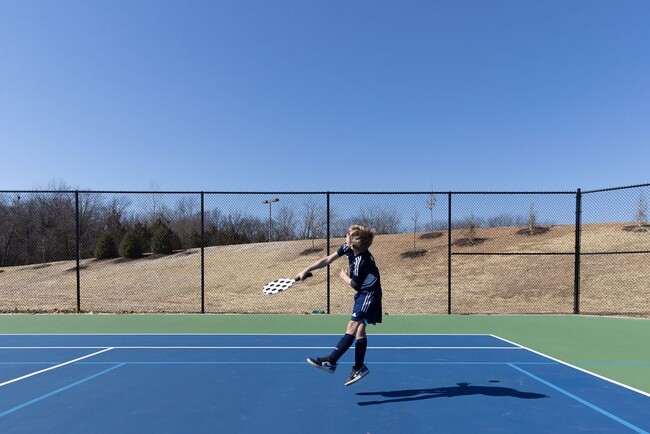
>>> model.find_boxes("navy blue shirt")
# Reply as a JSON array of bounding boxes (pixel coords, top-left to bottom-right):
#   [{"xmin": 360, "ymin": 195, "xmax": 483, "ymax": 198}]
[{"xmin": 337, "ymin": 244, "xmax": 382, "ymax": 292}]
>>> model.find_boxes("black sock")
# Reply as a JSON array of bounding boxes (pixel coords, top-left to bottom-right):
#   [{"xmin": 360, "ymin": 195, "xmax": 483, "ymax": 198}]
[
  {"xmin": 354, "ymin": 337, "xmax": 367, "ymax": 370},
  {"xmin": 330, "ymin": 333, "xmax": 355, "ymax": 364}
]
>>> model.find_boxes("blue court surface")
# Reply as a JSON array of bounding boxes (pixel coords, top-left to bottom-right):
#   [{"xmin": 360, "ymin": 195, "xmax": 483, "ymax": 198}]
[{"xmin": 0, "ymin": 334, "xmax": 648, "ymax": 433}]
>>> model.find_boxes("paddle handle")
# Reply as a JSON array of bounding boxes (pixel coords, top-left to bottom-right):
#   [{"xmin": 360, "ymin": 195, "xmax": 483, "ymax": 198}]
[{"xmin": 295, "ymin": 272, "xmax": 313, "ymax": 282}]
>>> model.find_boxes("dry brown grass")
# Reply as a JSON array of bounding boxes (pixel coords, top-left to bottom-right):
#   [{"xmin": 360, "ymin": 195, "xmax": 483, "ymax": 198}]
[{"xmin": 0, "ymin": 223, "xmax": 648, "ymax": 316}]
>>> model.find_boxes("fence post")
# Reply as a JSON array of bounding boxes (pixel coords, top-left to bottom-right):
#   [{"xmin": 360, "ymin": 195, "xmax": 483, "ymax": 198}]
[
  {"xmin": 326, "ymin": 192, "xmax": 331, "ymax": 314},
  {"xmin": 75, "ymin": 190, "xmax": 81, "ymax": 313},
  {"xmin": 201, "ymin": 192, "xmax": 205, "ymax": 314},
  {"xmin": 447, "ymin": 192, "xmax": 452, "ymax": 314},
  {"xmin": 574, "ymin": 188, "xmax": 582, "ymax": 314}
]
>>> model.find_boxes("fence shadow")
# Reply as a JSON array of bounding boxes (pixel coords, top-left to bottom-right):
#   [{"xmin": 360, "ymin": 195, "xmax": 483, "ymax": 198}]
[{"xmin": 356, "ymin": 382, "xmax": 548, "ymax": 406}]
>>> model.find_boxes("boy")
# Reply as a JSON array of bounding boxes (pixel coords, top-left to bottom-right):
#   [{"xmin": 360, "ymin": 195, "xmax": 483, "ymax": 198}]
[{"xmin": 297, "ymin": 224, "xmax": 382, "ymax": 386}]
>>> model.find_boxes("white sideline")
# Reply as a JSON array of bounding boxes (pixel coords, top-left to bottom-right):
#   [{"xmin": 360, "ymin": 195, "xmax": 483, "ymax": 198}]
[
  {"xmin": 491, "ymin": 334, "xmax": 650, "ymax": 398},
  {"xmin": 0, "ymin": 347, "xmax": 114, "ymax": 388}
]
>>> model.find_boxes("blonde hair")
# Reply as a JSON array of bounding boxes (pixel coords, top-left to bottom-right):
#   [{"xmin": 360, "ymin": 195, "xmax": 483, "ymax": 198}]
[{"xmin": 347, "ymin": 225, "xmax": 374, "ymax": 252}]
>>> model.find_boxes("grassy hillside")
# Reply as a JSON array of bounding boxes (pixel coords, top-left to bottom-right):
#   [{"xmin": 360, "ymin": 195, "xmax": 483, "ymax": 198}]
[{"xmin": 0, "ymin": 223, "xmax": 648, "ymax": 315}]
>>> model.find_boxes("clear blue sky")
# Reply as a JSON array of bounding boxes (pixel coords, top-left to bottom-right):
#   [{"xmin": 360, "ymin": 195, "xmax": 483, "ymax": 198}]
[{"xmin": 1, "ymin": 0, "xmax": 648, "ymax": 192}]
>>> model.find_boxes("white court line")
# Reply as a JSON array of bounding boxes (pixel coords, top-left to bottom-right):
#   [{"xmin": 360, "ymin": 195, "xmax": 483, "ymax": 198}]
[
  {"xmin": 0, "ymin": 333, "xmax": 494, "ymax": 336},
  {"xmin": 0, "ymin": 347, "xmax": 114, "ymax": 388},
  {"xmin": 490, "ymin": 334, "xmax": 650, "ymax": 398},
  {"xmin": 0, "ymin": 346, "xmax": 522, "ymax": 350},
  {"xmin": 509, "ymin": 363, "xmax": 649, "ymax": 434}
]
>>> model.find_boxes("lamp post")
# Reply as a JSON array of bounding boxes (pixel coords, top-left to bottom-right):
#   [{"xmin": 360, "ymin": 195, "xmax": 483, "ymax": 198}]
[{"xmin": 262, "ymin": 198, "xmax": 279, "ymax": 242}]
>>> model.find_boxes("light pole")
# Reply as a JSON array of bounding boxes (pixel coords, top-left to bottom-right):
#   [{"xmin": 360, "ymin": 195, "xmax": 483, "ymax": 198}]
[{"xmin": 262, "ymin": 198, "xmax": 279, "ymax": 242}]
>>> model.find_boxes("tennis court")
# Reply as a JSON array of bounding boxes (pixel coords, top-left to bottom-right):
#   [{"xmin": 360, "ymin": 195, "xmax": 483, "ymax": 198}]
[{"xmin": 0, "ymin": 332, "xmax": 648, "ymax": 433}]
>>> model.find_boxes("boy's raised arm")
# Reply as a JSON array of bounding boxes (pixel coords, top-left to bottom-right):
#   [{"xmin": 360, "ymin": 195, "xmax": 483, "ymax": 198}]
[{"xmin": 297, "ymin": 251, "xmax": 339, "ymax": 280}]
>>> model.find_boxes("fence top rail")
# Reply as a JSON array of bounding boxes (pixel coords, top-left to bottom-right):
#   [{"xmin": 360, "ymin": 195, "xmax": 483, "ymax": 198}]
[
  {"xmin": 0, "ymin": 189, "xmax": 584, "ymax": 195},
  {"xmin": 1, "ymin": 182, "xmax": 647, "ymax": 196},
  {"xmin": 582, "ymin": 183, "xmax": 650, "ymax": 194}
]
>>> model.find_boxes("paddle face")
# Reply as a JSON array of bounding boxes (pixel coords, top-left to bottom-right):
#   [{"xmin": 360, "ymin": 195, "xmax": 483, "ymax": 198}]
[
  {"xmin": 263, "ymin": 278, "xmax": 297, "ymax": 295},
  {"xmin": 262, "ymin": 272, "xmax": 312, "ymax": 295}
]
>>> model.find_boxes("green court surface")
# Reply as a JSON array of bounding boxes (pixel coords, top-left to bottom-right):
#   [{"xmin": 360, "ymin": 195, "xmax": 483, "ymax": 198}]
[{"xmin": 1, "ymin": 314, "xmax": 648, "ymax": 394}]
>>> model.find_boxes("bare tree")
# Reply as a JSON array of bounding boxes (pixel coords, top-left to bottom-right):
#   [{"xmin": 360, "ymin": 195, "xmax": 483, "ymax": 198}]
[
  {"xmin": 0, "ymin": 194, "xmax": 21, "ymax": 266},
  {"xmin": 486, "ymin": 213, "xmax": 527, "ymax": 228},
  {"xmin": 636, "ymin": 193, "xmax": 648, "ymax": 227},
  {"xmin": 12, "ymin": 195, "xmax": 39, "ymax": 265},
  {"xmin": 145, "ymin": 183, "xmax": 169, "ymax": 224},
  {"xmin": 36, "ymin": 189, "xmax": 76, "ymax": 263},
  {"xmin": 78, "ymin": 192, "xmax": 104, "ymax": 258},
  {"xmin": 274, "ymin": 206, "xmax": 297, "ymax": 241},
  {"xmin": 411, "ymin": 211, "xmax": 419, "ymax": 251},
  {"xmin": 465, "ymin": 213, "xmax": 477, "ymax": 244},
  {"xmin": 301, "ymin": 202, "xmax": 326, "ymax": 248},
  {"xmin": 170, "ymin": 195, "xmax": 201, "ymax": 248},
  {"xmin": 528, "ymin": 203, "xmax": 537, "ymax": 232},
  {"xmin": 357, "ymin": 207, "xmax": 400, "ymax": 234},
  {"xmin": 426, "ymin": 193, "xmax": 436, "ymax": 233}
]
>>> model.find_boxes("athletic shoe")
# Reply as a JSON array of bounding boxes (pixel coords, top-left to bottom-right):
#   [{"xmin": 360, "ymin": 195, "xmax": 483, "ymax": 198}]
[
  {"xmin": 344, "ymin": 365, "xmax": 369, "ymax": 386},
  {"xmin": 307, "ymin": 356, "xmax": 337, "ymax": 374}
]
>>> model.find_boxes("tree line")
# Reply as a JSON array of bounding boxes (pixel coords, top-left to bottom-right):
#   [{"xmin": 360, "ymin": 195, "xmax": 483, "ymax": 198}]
[
  {"xmin": 1, "ymin": 192, "xmax": 413, "ymax": 266},
  {"xmin": 0, "ymin": 192, "xmax": 332, "ymax": 266},
  {"xmin": 1, "ymin": 189, "xmax": 570, "ymax": 267}
]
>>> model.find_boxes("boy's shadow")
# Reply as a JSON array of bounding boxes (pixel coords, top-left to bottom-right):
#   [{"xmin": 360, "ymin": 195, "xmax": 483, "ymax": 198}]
[{"xmin": 357, "ymin": 382, "xmax": 548, "ymax": 406}]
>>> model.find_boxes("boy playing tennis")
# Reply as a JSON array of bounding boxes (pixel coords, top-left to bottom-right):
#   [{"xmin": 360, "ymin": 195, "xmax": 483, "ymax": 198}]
[{"xmin": 297, "ymin": 224, "xmax": 382, "ymax": 386}]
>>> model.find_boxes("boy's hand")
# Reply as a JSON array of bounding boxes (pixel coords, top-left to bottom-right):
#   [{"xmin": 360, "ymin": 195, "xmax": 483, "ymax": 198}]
[
  {"xmin": 340, "ymin": 267, "xmax": 350, "ymax": 281},
  {"xmin": 340, "ymin": 267, "xmax": 357, "ymax": 289},
  {"xmin": 297, "ymin": 270, "xmax": 312, "ymax": 281}
]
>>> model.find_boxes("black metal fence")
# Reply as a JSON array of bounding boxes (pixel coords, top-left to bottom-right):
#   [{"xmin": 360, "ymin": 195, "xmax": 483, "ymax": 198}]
[{"xmin": 0, "ymin": 184, "xmax": 648, "ymax": 316}]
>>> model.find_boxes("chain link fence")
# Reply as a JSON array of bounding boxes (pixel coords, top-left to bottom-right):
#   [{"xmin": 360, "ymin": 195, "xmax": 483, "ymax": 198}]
[
  {"xmin": 449, "ymin": 192, "xmax": 578, "ymax": 314},
  {"xmin": 0, "ymin": 185, "xmax": 648, "ymax": 316},
  {"xmin": 580, "ymin": 185, "xmax": 650, "ymax": 316}
]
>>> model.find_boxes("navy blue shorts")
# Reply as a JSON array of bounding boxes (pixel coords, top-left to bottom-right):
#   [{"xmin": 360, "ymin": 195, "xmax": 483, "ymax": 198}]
[{"xmin": 350, "ymin": 290, "xmax": 382, "ymax": 325}]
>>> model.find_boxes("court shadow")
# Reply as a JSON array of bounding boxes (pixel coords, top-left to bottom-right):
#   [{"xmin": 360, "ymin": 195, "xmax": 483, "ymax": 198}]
[{"xmin": 357, "ymin": 382, "xmax": 548, "ymax": 406}]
